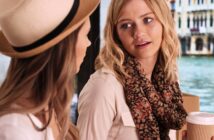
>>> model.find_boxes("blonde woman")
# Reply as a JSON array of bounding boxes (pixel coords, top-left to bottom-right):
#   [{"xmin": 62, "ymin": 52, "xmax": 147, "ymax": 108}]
[
  {"xmin": 0, "ymin": 0, "xmax": 99, "ymax": 140},
  {"xmin": 77, "ymin": 0, "xmax": 187, "ymax": 139}
]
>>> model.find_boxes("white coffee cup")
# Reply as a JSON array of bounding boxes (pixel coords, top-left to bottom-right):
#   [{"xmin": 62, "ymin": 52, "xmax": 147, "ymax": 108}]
[{"xmin": 186, "ymin": 112, "xmax": 214, "ymax": 140}]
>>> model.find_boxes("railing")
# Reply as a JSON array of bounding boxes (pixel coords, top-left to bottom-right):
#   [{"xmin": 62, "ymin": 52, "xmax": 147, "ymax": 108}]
[{"xmin": 176, "ymin": 3, "xmax": 214, "ymax": 12}]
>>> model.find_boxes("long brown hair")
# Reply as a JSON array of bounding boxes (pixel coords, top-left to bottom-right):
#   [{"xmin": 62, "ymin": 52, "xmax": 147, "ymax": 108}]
[
  {"xmin": 0, "ymin": 26, "xmax": 81, "ymax": 140},
  {"xmin": 96, "ymin": 0, "xmax": 180, "ymax": 82}
]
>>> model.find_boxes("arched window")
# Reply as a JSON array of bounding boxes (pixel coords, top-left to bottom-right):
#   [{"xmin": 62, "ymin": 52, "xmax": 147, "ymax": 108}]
[
  {"xmin": 193, "ymin": 17, "xmax": 196, "ymax": 27},
  {"xmin": 201, "ymin": 16, "xmax": 203, "ymax": 26},
  {"xmin": 197, "ymin": 17, "xmax": 200, "ymax": 28},
  {"xmin": 196, "ymin": 38, "xmax": 203, "ymax": 51},
  {"xmin": 187, "ymin": 17, "xmax": 190, "ymax": 28},
  {"xmin": 179, "ymin": 17, "xmax": 182, "ymax": 28},
  {"xmin": 187, "ymin": 37, "xmax": 191, "ymax": 51},
  {"xmin": 208, "ymin": 37, "xmax": 211, "ymax": 51},
  {"xmin": 210, "ymin": 15, "xmax": 213, "ymax": 27}
]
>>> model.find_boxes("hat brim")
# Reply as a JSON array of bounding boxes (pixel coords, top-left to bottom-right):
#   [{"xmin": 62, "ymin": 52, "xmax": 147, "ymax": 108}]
[{"xmin": 0, "ymin": 0, "xmax": 100, "ymax": 58}]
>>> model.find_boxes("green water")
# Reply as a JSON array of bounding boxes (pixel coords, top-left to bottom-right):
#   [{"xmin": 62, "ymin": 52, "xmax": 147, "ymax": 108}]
[{"xmin": 179, "ymin": 56, "xmax": 214, "ymax": 113}]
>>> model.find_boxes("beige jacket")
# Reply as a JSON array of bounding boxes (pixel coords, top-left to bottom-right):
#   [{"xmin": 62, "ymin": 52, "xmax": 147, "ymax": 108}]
[{"xmin": 77, "ymin": 68, "xmax": 139, "ymax": 140}]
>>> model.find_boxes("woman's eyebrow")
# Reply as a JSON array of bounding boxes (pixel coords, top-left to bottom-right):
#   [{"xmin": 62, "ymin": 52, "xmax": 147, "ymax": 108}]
[
  {"xmin": 139, "ymin": 12, "xmax": 154, "ymax": 18},
  {"xmin": 118, "ymin": 12, "xmax": 153, "ymax": 23}
]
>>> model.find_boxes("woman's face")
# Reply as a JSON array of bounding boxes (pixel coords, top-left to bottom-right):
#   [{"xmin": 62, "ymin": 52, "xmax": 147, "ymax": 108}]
[
  {"xmin": 75, "ymin": 18, "xmax": 91, "ymax": 73},
  {"xmin": 116, "ymin": 0, "xmax": 163, "ymax": 60}
]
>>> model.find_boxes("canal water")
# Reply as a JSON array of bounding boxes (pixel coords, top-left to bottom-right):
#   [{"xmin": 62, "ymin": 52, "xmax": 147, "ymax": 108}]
[{"xmin": 179, "ymin": 56, "xmax": 214, "ymax": 113}]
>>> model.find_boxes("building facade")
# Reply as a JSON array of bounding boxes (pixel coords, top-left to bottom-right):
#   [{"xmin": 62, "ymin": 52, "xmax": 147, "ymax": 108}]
[
  {"xmin": 170, "ymin": 0, "xmax": 176, "ymax": 17},
  {"xmin": 175, "ymin": 0, "xmax": 214, "ymax": 55}
]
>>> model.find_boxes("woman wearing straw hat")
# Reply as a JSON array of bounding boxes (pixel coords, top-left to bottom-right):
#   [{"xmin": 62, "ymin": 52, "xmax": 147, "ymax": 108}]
[{"xmin": 0, "ymin": 0, "xmax": 99, "ymax": 139}]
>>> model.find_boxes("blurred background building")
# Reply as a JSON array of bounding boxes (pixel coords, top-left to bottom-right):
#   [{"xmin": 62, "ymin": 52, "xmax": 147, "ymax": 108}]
[
  {"xmin": 166, "ymin": 0, "xmax": 214, "ymax": 113},
  {"xmin": 169, "ymin": 0, "xmax": 176, "ymax": 17},
  {"xmin": 174, "ymin": 0, "xmax": 214, "ymax": 55}
]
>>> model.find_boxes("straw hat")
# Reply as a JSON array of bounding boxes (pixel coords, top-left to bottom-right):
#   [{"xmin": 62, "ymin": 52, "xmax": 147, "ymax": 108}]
[{"xmin": 0, "ymin": 0, "xmax": 100, "ymax": 58}]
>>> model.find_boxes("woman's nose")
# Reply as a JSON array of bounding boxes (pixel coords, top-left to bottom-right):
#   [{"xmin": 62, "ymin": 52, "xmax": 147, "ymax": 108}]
[{"xmin": 133, "ymin": 26, "xmax": 146, "ymax": 40}]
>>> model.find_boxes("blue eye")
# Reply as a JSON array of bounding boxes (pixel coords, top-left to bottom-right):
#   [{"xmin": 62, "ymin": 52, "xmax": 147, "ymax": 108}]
[
  {"xmin": 120, "ymin": 23, "xmax": 132, "ymax": 29},
  {"xmin": 143, "ymin": 18, "xmax": 153, "ymax": 24}
]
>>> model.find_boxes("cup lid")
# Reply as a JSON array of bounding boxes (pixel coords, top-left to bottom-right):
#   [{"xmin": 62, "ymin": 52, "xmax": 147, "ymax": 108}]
[{"xmin": 186, "ymin": 112, "xmax": 214, "ymax": 125}]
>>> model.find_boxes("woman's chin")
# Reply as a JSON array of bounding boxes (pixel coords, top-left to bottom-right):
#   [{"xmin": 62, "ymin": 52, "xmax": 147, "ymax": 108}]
[
  {"xmin": 75, "ymin": 67, "xmax": 80, "ymax": 74},
  {"xmin": 75, "ymin": 61, "xmax": 82, "ymax": 74}
]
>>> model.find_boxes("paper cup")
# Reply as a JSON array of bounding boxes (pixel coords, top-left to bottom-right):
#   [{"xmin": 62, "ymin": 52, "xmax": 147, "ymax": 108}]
[{"xmin": 186, "ymin": 112, "xmax": 214, "ymax": 140}]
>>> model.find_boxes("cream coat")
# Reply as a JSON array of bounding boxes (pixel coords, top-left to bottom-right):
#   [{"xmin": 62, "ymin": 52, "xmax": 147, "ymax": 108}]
[{"xmin": 77, "ymin": 68, "xmax": 139, "ymax": 140}]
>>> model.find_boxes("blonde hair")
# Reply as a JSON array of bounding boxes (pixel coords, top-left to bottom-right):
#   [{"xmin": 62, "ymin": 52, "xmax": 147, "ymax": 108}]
[
  {"xmin": 96, "ymin": 0, "xmax": 180, "ymax": 82},
  {"xmin": 0, "ymin": 27, "xmax": 81, "ymax": 140}
]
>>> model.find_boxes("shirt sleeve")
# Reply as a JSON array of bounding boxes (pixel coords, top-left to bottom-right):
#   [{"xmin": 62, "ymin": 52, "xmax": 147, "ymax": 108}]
[{"xmin": 77, "ymin": 75, "xmax": 116, "ymax": 140}]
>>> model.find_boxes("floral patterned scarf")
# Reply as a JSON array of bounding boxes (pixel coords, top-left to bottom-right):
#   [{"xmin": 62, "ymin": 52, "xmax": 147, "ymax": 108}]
[{"xmin": 123, "ymin": 55, "xmax": 187, "ymax": 140}]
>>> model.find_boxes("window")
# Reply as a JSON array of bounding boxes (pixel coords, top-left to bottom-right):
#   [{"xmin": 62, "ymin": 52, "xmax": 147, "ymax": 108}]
[
  {"xmin": 187, "ymin": 37, "xmax": 191, "ymax": 51},
  {"xmin": 197, "ymin": 17, "xmax": 200, "ymax": 28},
  {"xmin": 187, "ymin": 17, "xmax": 190, "ymax": 28},
  {"xmin": 179, "ymin": 0, "xmax": 181, "ymax": 6},
  {"xmin": 193, "ymin": 17, "xmax": 196, "ymax": 27},
  {"xmin": 201, "ymin": 0, "xmax": 204, "ymax": 4},
  {"xmin": 179, "ymin": 17, "xmax": 182, "ymax": 28},
  {"xmin": 201, "ymin": 16, "xmax": 203, "ymax": 26},
  {"xmin": 208, "ymin": 37, "xmax": 211, "ymax": 51},
  {"xmin": 196, "ymin": 38, "xmax": 203, "ymax": 51},
  {"xmin": 211, "ymin": 0, "xmax": 214, "ymax": 3},
  {"xmin": 188, "ymin": 0, "xmax": 191, "ymax": 5},
  {"xmin": 210, "ymin": 15, "xmax": 213, "ymax": 27},
  {"xmin": 171, "ymin": 2, "xmax": 176, "ymax": 10}
]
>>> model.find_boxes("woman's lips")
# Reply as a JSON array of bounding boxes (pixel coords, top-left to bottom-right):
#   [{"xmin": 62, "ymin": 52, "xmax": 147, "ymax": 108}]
[{"xmin": 135, "ymin": 42, "xmax": 151, "ymax": 48}]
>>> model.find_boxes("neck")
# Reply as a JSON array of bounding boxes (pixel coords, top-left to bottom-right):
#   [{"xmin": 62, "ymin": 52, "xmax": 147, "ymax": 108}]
[{"xmin": 137, "ymin": 55, "xmax": 158, "ymax": 80}]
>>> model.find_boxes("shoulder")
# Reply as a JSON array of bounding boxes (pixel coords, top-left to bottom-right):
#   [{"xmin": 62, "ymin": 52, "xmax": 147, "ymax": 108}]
[
  {"xmin": 79, "ymin": 68, "xmax": 123, "ymax": 108},
  {"xmin": 0, "ymin": 113, "xmax": 30, "ymax": 127},
  {"xmin": 88, "ymin": 68, "xmax": 122, "ymax": 89},
  {"xmin": 80, "ymin": 68, "xmax": 123, "ymax": 96},
  {"xmin": 0, "ymin": 113, "xmax": 33, "ymax": 139},
  {"xmin": 0, "ymin": 113, "xmax": 52, "ymax": 140}
]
